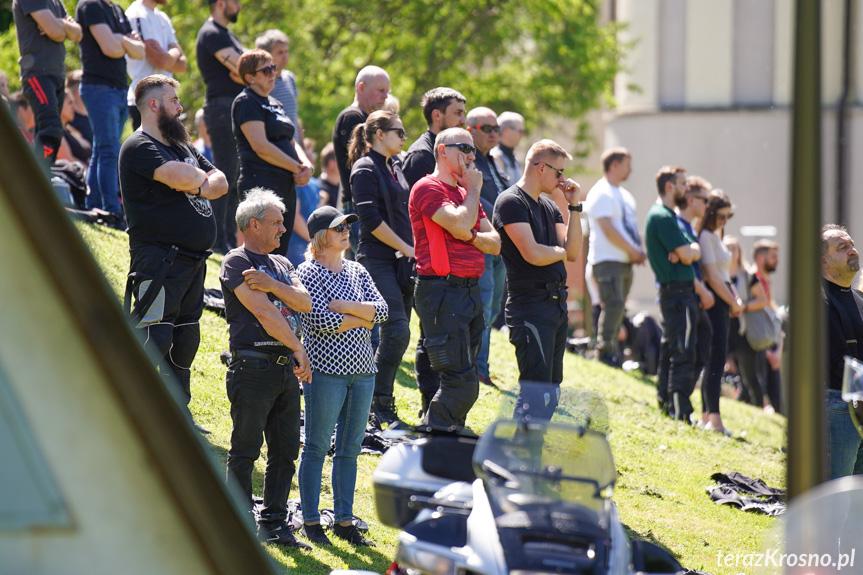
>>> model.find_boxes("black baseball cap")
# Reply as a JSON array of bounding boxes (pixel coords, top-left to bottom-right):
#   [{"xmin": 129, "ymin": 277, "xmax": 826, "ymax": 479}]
[{"xmin": 307, "ymin": 206, "xmax": 358, "ymax": 237}]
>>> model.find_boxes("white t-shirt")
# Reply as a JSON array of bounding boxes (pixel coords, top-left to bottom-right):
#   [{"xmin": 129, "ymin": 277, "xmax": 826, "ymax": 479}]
[
  {"xmin": 698, "ymin": 229, "xmax": 732, "ymax": 284},
  {"xmin": 584, "ymin": 177, "xmax": 638, "ymax": 265},
  {"xmin": 125, "ymin": 0, "xmax": 178, "ymax": 105}
]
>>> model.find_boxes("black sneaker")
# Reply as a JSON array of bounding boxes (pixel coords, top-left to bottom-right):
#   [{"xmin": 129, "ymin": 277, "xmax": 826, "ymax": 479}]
[
  {"xmin": 372, "ymin": 396, "xmax": 405, "ymax": 429},
  {"xmin": 300, "ymin": 523, "xmax": 332, "ymax": 545},
  {"xmin": 332, "ymin": 523, "xmax": 375, "ymax": 547},
  {"xmin": 257, "ymin": 523, "xmax": 312, "ymax": 550}
]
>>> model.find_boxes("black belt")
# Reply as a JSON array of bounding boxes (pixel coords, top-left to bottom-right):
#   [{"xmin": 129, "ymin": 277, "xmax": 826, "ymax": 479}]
[
  {"xmin": 659, "ymin": 281, "xmax": 695, "ymax": 294},
  {"xmin": 231, "ymin": 349, "xmax": 293, "ymax": 365},
  {"xmin": 507, "ymin": 279, "xmax": 568, "ymax": 292},
  {"xmin": 417, "ymin": 274, "xmax": 478, "ymax": 287}
]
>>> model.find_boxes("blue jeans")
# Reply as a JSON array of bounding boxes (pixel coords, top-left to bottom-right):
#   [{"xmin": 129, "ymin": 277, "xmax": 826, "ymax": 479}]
[
  {"xmin": 826, "ymin": 389, "xmax": 863, "ymax": 480},
  {"xmin": 80, "ymin": 84, "xmax": 127, "ymax": 214},
  {"xmin": 298, "ymin": 371, "xmax": 374, "ymax": 523},
  {"xmin": 476, "ymin": 253, "xmax": 506, "ymax": 379}
]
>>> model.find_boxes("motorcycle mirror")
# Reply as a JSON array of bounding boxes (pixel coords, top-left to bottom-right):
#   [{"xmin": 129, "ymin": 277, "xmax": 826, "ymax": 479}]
[{"xmin": 841, "ymin": 356, "xmax": 863, "ymax": 439}]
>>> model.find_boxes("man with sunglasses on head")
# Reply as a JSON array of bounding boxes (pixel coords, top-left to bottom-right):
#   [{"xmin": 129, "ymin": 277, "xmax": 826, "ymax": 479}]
[
  {"xmin": 492, "ymin": 140, "xmax": 583, "ymax": 421},
  {"xmin": 466, "ymin": 107, "xmax": 507, "ymax": 388},
  {"xmin": 403, "ymin": 87, "xmax": 467, "ymax": 189},
  {"xmin": 409, "ymin": 128, "xmax": 501, "ymax": 429}
]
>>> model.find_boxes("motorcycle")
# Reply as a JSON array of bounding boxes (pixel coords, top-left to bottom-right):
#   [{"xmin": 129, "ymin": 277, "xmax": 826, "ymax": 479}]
[{"xmin": 371, "ymin": 384, "xmax": 683, "ymax": 575}]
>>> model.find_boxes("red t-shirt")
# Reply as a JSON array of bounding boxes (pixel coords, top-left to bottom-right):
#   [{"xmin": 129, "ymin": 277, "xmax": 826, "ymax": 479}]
[{"xmin": 409, "ymin": 175, "xmax": 486, "ymax": 278}]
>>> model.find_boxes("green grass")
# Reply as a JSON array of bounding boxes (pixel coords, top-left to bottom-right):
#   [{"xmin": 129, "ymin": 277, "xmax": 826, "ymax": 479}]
[{"xmin": 76, "ymin": 221, "xmax": 786, "ymax": 575}]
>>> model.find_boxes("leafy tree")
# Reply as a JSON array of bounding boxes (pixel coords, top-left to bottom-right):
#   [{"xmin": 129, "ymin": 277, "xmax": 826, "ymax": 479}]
[{"xmin": 0, "ymin": 0, "xmax": 623, "ymax": 157}]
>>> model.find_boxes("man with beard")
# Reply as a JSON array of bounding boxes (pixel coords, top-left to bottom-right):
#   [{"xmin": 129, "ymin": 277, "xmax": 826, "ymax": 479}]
[
  {"xmin": 196, "ymin": 0, "xmax": 244, "ymax": 254},
  {"xmin": 822, "ymin": 225, "xmax": 863, "ymax": 479},
  {"xmin": 125, "ymin": 0, "xmax": 187, "ymax": 130},
  {"xmin": 644, "ymin": 165, "xmax": 701, "ymax": 421},
  {"xmin": 119, "ymin": 75, "xmax": 228, "ymax": 428},
  {"xmin": 403, "ymin": 87, "xmax": 467, "ymax": 189}
]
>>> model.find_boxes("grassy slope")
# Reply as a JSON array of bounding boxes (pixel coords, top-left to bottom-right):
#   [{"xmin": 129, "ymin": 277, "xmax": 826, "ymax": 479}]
[{"xmin": 76, "ymin": 221, "xmax": 786, "ymax": 575}]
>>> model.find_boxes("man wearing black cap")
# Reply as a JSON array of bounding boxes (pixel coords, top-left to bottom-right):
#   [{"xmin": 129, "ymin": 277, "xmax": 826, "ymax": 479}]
[
  {"xmin": 196, "ymin": 0, "xmax": 244, "ymax": 254},
  {"xmin": 220, "ymin": 187, "xmax": 313, "ymax": 549}
]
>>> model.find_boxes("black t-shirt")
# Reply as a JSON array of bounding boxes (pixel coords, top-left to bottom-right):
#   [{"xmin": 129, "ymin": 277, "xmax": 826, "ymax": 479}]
[
  {"xmin": 475, "ymin": 149, "xmax": 504, "ymax": 216},
  {"xmin": 195, "ymin": 18, "xmax": 244, "ymax": 101},
  {"xmin": 232, "ymin": 87, "xmax": 298, "ymax": 175},
  {"xmin": 332, "ymin": 105, "xmax": 366, "ymax": 204},
  {"xmin": 824, "ymin": 280, "xmax": 863, "ymax": 391},
  {"xmin": 119, "ymin": 130, "xmax": 217, "ymax": 254},
  {"xmin": 13, "ymin": 0, "xmax": 68, "ymax": 79},
  {"xmin": 319, "ymin": 177, "xmax": 339, "ymax": 208},
  {"xmin": 76, "ymin": 0, "xmax": 131, "ymax": 89},
  {"xmin": 403, "ymin": 130, "xmax": 436, "ymax": 190},
  {"xmin": 220, "ymin": 247, "xmax": 302, "ymax": 352},
  {"xmin": 351, "ymin": 150, "xmax": 412, "ymax": 260},
  {"xmin": 492, "ymin": 186, "xmax": 566, "ymax": 283}
]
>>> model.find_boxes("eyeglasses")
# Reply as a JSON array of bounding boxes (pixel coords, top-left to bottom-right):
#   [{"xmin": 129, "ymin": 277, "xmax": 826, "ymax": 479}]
[
  {"xmin": 534, "ymin": 162, "xmax": 564, "ymax": 178},
  {"xmin": 691, "ymin": 195, "xmax": 708, "ymax": 203},
  {"xmin": 445, "ymin": 143, "xmax": 477, "ymax": 155},
  {"xmin": 331, "ymin": 223, "xmax": 350, "ymax": 233},
  {"xmin": 255, "ymin": 64, "xmax": 277, "ymax": 76},
  {"xmin": 474, "ymin": 124, "xmax": 500, "ymax": 133},
  {"xmin": 717, "ymin": 213, "xmax": 734, "ymax": 222},
  {"xmin": 383, "ymin": 127, "xmax": 406, "ymax": 138}
]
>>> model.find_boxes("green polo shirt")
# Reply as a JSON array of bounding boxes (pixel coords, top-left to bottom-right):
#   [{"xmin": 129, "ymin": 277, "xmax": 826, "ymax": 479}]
[{"xmin": 645, "ymin": 202, "xmax": 695, "ymax": 284}]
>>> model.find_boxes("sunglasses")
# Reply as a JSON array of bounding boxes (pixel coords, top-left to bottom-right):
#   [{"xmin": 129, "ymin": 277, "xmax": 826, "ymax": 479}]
[
  {"xmin": 475, "ymin": 124, "xmax": 500, "ymax": 133},
  {"xmin": 255, "ymin": 64, "xmax": 277, "ymax": 77},
  {"xmin": 717, "ymin": 213, "xmax": 734, "ymax": 222},
  {"xmin": 331, "ymin": 223, "xmax": 350, "ymax": 233},
  {"xmin": 445, "ymin": 143, "xmax": 476, "ymax": 155},
  {"xmin": 383, "ymin": 127, "xmax": 406, "ymax": 138},
  {"xmin": 534, "ymin": 162, "xmax": 565, "ymax": 178}
]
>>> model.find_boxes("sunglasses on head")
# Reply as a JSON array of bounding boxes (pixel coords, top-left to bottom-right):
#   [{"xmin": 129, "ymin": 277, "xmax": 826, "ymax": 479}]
[
  {"xmin": 255, "ymin": 64, "xmax": 277, "ymax": 76},
  {"xmin": 331, "ymin": 223, "xmax": 350, "ymax": 233},
  {"xmin": 383, "ymin": 127, "xmax": 406, "ymax": 139},
  {"xmin": 445, "ymin": 143, "xmax": 477, "ymax": 155},
  {"xmin": 475, "ymin": 124, "xmax": 500, "ymax": 133}
]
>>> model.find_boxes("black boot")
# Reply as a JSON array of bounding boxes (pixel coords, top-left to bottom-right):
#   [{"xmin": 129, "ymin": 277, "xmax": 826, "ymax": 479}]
[{"xmin": 371, "ymin": 396, "xmax": 404, "ymax": 429}]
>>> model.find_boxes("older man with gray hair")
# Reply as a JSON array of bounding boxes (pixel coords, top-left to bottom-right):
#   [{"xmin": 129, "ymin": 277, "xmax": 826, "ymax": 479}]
[
  {"xmin": 220, "ymin": 187, "xmax": 313, "ymax": 549},
  {"xmin": 490, "ymin": 111, "xmax": 525, "ymax": 185}
]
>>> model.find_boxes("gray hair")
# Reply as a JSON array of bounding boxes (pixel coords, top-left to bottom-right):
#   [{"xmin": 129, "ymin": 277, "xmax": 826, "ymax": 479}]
[
  {"xmin": 498, "ymin": 111, "xmax": 524, "ymax": 131},
  {"xmin": 236, "ymin": 188, "xmax": 286, "ymax": 231},
  {"xmin": 355, "ymin": 65, "xmax": 389, "ymax": 90},
  {"xmin": 255, "ymin": 29, "xmax": 289, "ymax": 52}
]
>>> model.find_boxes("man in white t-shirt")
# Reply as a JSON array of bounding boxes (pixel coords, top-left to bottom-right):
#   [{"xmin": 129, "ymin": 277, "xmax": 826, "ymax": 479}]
[
  {"xmin": 125, "ymin": 0, "xmax": 186, "ymax": 129},
  {"xmin": 584, "ymin": 147, "xmax": 646, "ymax": 367}
]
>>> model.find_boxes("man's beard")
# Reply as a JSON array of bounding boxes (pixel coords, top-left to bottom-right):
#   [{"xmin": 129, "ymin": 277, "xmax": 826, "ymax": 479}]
[
  {"xmin": 158, "ymin": 108, "xmax": 189, "ymax": 147},
  {"xmin": 765, "ymin": 262, "xmax": 777, "ymax": 273},
  {"xmin": 226, "ymin": 8, "xmax": 239, "ymax": 23}
]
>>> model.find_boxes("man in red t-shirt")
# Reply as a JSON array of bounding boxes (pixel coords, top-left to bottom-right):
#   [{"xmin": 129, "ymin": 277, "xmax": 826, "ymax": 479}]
[{"xmin": 409, "ymin": 127, "xmax": 501, "ymax": 429}]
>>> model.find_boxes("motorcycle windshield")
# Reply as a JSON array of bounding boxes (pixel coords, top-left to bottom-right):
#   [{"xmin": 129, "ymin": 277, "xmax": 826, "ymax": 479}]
[{"xmin": 472, "ymin": 419, "xmax": 617, "ymax": 514}]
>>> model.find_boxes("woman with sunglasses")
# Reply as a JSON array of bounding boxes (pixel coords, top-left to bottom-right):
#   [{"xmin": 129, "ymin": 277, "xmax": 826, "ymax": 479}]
[
  {"xmin": 232, "ymin": 49, "xmax": 313, "ymax": 255},
  {"xmin": 697, "ymin": 190, "xmax": 743, "ymax": 434},
  {"xmin": 347, "ymin": 110, "xmax": 413, "ymax": 428},
  {"xmin": 295, "ymin": 206, "xmax": 387, "ymax": 547}
]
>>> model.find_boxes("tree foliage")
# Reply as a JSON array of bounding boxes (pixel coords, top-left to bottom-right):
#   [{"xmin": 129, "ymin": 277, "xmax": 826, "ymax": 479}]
[{"xmin": 0, "ymin": 0, "xmax": 624, "ymax": 155}]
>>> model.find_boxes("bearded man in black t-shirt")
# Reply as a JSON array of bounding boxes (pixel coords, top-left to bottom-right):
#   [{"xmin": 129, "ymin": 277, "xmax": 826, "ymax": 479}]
[{"xmin": 119, "ymin": 75, "xmax": 228, "ymax": 415}]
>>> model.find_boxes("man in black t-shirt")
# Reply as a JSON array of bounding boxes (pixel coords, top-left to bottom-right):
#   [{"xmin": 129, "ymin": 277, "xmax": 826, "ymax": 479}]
[
  {"xmin": 196, "ymin": 0, "xmax": 245, "ymax": 254},
  {"xmin": 331, "ymin": 65, "xmax": 389, "ymax": 255},
  {"xmin": 822, "ymin": 224, "xmax": 863, "ymax": 479},
  {"xmin": 119, "ymin": 75, "xmax": 228, "ymax": 414},
  {"xmin": 220, "ymin": 188, "xmax": 312, "ymax": 549},
  {"xmin": 492, "ymin": 140, "xmax": 582, "ymax": 420},
  {"xmin": 403, "ymin": 87, "xmax": 467, "ymax": 189},
  {"xmin": 13, "ymin": 0, "xmax": 81, "ymax": 166}
]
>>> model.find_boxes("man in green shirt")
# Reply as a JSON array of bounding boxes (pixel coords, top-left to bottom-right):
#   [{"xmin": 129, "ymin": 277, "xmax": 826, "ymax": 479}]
[{"xmin": 644, "ymin": 166, "xmax": 701, "ymax": 421}]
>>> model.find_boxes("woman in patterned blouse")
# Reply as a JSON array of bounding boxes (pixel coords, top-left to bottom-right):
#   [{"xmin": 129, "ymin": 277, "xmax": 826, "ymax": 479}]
[{"xmin": 296, "ymin": 206, "xmax": 388, "ymax": 547}]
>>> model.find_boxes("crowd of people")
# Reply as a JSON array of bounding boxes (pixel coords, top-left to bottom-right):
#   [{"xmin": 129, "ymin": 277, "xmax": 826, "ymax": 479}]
[{"xmin": 8, "ymin": 0, "xmax": 858, "ymax": 555}]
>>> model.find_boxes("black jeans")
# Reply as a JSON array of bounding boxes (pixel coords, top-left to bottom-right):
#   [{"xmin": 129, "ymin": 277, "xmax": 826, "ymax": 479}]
[
  {"xmin": 203, "ymin": 99, "xmax": 239, "ymax": 254},
  {"xmin": 22, "ymin": 75, "xmax": 64, "ymax": 166},
  {"xmin": 506, "ymin": 288, "xmax": 568, "ymax": 420},
  {"xmin": 414, "ymin": 277, "xmax": 484, "ymax": 429},
  {"xmin": 694, "ymin": 306, "xmax": 713, "ymax": 411},
  {"xmin": 357, "ymin": 254, "xmax": 414, "ymax": 399},
  {"xmin": 656, "ymin": 283, "xmax": 699, "ymax": 419},
  {"xmin": 130, "ymin": 244, "xmax": 206, "ymax": 404},
  {"xmin": 703, "ymin": 295, "xmax": 730, "ymax": 414},
  {"xmin": 238, "ymin": 168, "xmax": 296, "ymax": 256},
  {"xmin": 226, "ymin": 355, "xmax": 301, "ymax": 526}
]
